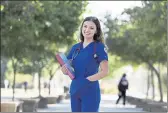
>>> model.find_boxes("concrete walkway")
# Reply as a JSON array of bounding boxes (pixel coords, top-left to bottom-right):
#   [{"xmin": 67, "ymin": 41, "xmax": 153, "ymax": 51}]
[
  {"xmin": 1, "ymin": 89, "xmax": 144, "ymax": 112},
  {"xmin": 37, "ymin": 94, "xmax": 144, "ymax": 112}
]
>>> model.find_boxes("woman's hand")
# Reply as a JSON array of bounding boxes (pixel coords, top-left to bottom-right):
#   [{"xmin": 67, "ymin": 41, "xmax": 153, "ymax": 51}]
[
  {"xmin": 86, "ymin": 76, "xmax": 94, "ymax": 81},
  {"xmin": 61, "ymin": 64, "xmax": 68, "ymax": 75},
  {"xmin": 86, "ymin": 76, "xmax": 90, "ymax": 81}
]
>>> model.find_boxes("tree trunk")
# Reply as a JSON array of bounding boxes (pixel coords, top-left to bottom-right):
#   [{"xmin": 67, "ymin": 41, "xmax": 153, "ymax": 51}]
[
  {"xmin": 151, "ymin": 69, "xmax": 155, "ymax": 100},
  {"xmin": 12, "ymin": 68, "xmax": 16, "ymax": 101},
  {"xmin": 146, "ymin": 68, "xmax": 150, "ymax": 99},
  {"xmin": 12, "ymin": 59, "xmax": 17, "ymax": 101},
  {"xmin": 48, "ymin": 67, "xmax": 58, "ymax": 95},
  {"xmin": 48, "ymin": 78, "xmax": 52, "ymax": 95},
  {"xmin": 48, "ymin": 70, "xmax": 54, "ymax": 95},
  {"xmin": 38, "ymin": 69, "xmax": 42, "ymax": 97},
  {"xmin": 48, "ymin": 80, "xmax": 51, "ymax": 95},
  {"xmin": 148, "ymin": 62, "xmax": 163, "ymax": 102}
]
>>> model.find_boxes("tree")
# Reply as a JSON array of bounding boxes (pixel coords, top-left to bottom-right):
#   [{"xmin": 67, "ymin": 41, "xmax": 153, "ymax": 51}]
[
  {"xmin": 104, "ymin": 1, "xmax": 166, "ymax": 102},
  {"xmin": 1, "ymin": 1, "xmax": 88, "ymax": 100}
]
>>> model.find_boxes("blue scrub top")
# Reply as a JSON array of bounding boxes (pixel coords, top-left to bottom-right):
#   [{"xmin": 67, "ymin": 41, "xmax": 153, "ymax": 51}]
[{"xmin": 67, "ymin": 41, "xmax": 108, "ymax": 95}]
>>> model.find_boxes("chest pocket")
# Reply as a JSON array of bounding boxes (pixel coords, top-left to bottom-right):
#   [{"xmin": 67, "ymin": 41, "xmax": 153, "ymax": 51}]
[
  {"xmin": 88, "ymin": 51, "xmax": 98, "ymax": 65},
  {"xmin": 84, "ymin": 44, "xmax": 99, "ymax": 77}
]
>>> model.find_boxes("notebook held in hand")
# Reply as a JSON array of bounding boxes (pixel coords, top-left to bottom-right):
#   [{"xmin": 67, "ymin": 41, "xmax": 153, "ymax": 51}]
[{"xmin": 56, "ymin": 53, "xmax": 75, "ymax": 80}]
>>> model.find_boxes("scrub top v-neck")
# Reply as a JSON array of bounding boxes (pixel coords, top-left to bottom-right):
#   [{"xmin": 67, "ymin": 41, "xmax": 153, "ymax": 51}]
[{"xmin": 67, "ymin": 41, "xmax": 108, "ymax": 95}]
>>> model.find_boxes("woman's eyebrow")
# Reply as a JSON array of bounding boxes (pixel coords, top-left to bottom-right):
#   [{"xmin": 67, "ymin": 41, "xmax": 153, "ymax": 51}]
[{"xmin": 83, "ymin": 24, "xmax": 95, "ymax": 28}]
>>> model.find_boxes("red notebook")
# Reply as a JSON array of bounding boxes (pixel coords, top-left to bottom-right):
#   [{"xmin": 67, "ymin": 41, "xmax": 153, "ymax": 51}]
[{"xmin": 56, "ymin": 53, "xmax": 75, "ymax": 80}]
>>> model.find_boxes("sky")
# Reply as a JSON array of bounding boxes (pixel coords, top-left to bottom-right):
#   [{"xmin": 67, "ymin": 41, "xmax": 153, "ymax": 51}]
[
  {"xmin": 75, "ymin": 1, "xmax": 143, "ymax": 41},
  {"xmin": 83, "ymin": 1, "xmax": 142, "ymax": 20}
]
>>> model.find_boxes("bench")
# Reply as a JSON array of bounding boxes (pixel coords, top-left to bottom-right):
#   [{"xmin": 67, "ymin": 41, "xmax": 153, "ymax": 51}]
[
  {"xmin": 1, "ymin": 101, "xmax": 21, "ymax": 112},
  {"xmin": 126, "ymin": 96, "xmax": 167, "ymax": 112},
  {"xmin": 19, "ymin": 98, "xmax": 39, "ymax": 112}
]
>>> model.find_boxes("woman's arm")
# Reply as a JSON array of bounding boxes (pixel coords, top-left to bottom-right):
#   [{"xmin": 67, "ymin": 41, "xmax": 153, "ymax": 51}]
[{"xmin": 86, "ymin": 60, "xmax": 109, "ymax": 81}]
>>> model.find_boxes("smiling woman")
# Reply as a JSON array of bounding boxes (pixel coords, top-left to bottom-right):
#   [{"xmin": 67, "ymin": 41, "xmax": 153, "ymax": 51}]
[{"xmin": 61, "ymin": 16, "xmax": 109, "ymax": 112}]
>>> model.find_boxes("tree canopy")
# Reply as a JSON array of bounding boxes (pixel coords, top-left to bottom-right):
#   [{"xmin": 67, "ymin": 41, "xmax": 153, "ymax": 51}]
[{"xmin": 105, "ymin": 1, "xmax": 166, "ymax": 65}]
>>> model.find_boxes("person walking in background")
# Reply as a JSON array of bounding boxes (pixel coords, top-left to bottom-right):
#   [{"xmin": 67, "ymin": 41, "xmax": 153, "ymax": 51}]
[
  {"xmin": 61, "ymin": 16, "xmax": 109, "ymax": 112},
  {"xmin": 116, "ymin": 73, "xmax": 129, "ymax": 105},
  {"xmin": 23, "ymin": 81, "xmax": 28, "ymax": 93}
]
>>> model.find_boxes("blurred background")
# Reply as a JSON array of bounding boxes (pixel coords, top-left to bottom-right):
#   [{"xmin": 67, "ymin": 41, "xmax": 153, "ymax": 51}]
[{"xmin": 1, "ymin": 1, "xmax": 167, "ymax": 112}]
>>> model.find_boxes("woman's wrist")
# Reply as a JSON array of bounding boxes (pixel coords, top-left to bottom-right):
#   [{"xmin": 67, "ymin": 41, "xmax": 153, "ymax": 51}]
[
  {"xmin": 87, "ymin": 72, "xmax": 106, "ymax": 81},
  {"xmin": 86, "ymin": 75, "xmax": 98, "ymax": 81}
]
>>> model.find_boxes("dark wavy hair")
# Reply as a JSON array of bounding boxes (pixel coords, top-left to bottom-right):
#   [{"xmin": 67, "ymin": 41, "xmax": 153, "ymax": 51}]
[{"xmin": 79, "ymin": 16, "xmax": 104, "ymax": 43}]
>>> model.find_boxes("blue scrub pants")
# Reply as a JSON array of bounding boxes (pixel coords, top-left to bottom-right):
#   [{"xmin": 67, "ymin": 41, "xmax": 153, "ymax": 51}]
[{"xmin": 70, "ymin": 83, "xmax": 101, "ymax": 112}]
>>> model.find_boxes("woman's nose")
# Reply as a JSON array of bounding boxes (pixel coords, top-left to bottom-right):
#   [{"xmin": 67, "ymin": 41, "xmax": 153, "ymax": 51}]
[{"xmin": 85, "ymin": 28, "xmax": 90, "ymax": 32}]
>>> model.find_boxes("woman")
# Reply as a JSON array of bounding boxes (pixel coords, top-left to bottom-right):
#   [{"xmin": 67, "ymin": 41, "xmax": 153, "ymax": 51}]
[{"xmin": 61, "ymin": 16, "xmax": 109, "ymax": 112}]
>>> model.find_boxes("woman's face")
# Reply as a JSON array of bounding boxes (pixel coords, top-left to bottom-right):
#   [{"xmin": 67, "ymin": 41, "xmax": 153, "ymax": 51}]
[{"xmin": 82, "ymin": 21, "xmax": 97, "ymax": 40}]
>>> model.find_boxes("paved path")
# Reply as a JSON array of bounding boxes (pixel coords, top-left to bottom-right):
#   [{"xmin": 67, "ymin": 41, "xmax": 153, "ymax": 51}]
[
  {"xmin": 37, "ymin": 94, "xmax": 144, "ymax": 112},
  {"xmin": 1, "ymin": 89, "xmax": 144, "ymax": 112}
]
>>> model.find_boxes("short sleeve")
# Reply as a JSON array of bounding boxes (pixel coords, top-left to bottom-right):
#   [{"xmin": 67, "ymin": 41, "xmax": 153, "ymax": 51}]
[
  {"xmin": 67, "ymin": 46, "xmax": 75, "ymax": 60},
  {"xmin": 97, "ymin": 43, "xmax": 108, "ymax": 63}
]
